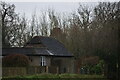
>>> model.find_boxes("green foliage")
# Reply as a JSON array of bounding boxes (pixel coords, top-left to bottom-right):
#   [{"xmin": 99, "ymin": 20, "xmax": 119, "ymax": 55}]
[
  {"xmin": 82, "ymin": 60, "xmax": 104, "ymax": 75},
  {"xmin": 2, "ymin": 54, "xmax": 30, "ymax": 67},
  {"xmin": 90, "ymin": 64, "xmax": 102, "ymax": 74}
]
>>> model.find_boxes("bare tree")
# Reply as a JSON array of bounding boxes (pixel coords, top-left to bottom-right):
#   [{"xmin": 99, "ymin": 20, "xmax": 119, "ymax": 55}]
[
  {"xmin": 15, "ymin": 14, "xmax": 28, "ymax": 47},
  {"xmin": 0, "ymin": 2, "xmax": 18, "ymax": 47},
  {"xmin": 39, "ymin": 12, "xmax": 48, "ymax": 36},
  {"xmin": 92, "ymin": 2, "xmax": 120, "ymax": 79},
  {"xmin": 48, "ymin": 9, "xmax": 59, "ymax": 29},
  {"xmin": 30, "ymin": 13, "xmax": 36, "ymax": 38}
]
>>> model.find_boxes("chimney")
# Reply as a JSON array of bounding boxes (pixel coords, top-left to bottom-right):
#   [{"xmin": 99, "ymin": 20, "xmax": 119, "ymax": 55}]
[{"xmin": 50, "ymin": 27, "xmax": 62, "ymax": 38}]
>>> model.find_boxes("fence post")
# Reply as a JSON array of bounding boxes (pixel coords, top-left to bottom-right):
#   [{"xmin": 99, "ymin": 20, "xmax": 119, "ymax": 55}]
[
  {"xmin": 35, "ymin": 66, "xmax": 37, "ymax": 74},
  {"xmin": 46, "ymin": 66, "xmax": 48, "ymax": 73},
  {"xmin": 68, "ymin": 67, "xmax": 69, "ymax": 73},
  {"xmin": 57, "ymin": 67, "xmax": 59, "ymax": 74}
]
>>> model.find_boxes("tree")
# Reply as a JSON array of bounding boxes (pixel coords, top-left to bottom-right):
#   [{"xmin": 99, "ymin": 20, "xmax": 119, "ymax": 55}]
[
  {"xmin": 0, "ymin": 2, "xmax": 31, "ymax": 47},
  {"xmin": 29, "ymin": 13, "xmax": 36, "ymax": 39},
  {"xmin": 2, "ymin": 54, "xmax": 30, "ymax": 67},
  {"xmin": 39, "ymin": 11, "xmax": 48, "ymax": 36},
  {"xmin": 66, "ymin": 4, "xmax": 93, "ymax": 58},
  {"xmin": 92, "ymin": 2, "xmax": 120, "ymax": 79},
  {"xmin": 0, "ymin": 2, "xmax": 17, "ymax": 47},
  {"xmin": 48, "ymin": 9, "xmax": 59, "ymax": 28},
  {"xmin": 48, "ymin": 9, "xmax": 68, "ymax": 46},
  {"xmin": 14, "ymin": 14, "xmax": 29, "ymax": 47}
]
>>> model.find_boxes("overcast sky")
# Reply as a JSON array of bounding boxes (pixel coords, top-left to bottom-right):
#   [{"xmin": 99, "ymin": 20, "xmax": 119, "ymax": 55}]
[
  {"xmin": 2, "ymin": 0, "xmax": 119, "ymax": 18},
  {"xmin": 11, "ymin": 2, "xmax": 79, "ymax": 17},
  {"xmin": 8, "ymin": 2, "xmax": 98, "ymax": 18}
]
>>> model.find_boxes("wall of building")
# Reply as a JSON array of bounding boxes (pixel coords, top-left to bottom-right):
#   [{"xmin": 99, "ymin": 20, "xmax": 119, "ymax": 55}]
[
  {"xmin": 61, "ymin": 57, "xmax": 75, "ymax": 73},
  {"xmin": 29, "ymin": 56, "xmax": 74, "ymax": 73},
  {"xmin": 51, "ymin": 57, "xmax": 74, "ymax": 73},
  {"xmin": 29, "ymin": 56, "xmax": 51, "ymax": 66}
]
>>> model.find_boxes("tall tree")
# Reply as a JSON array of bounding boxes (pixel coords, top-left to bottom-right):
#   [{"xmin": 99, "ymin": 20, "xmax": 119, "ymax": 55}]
[
  {"xmin": 48, "ymin": 9, "xmax": 59, "ymax": 29},
  {"xmin": 30, "ymin": 13, "xmax": 36, "ymax": 38},
  {"xmin": 0, "ymin": 2, "xmax": 17, "ymax": 47},
  {"xmin": 66, "ymin": 4, "xmax": 93, "ymax": 58},
  {"xmin": 93, "ymin": 2, "xmax": 120, "ymax": 79},
  {"xmin": 39, "ymin": 12, "xmax": 48, "ymax": 36},
  {"xmin": 14, "ymin": 14, "xmax": 29, "ymax": 47}
]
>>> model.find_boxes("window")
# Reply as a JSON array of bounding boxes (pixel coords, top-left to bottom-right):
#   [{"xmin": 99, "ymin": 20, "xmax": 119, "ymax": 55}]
[
  {"xmin": 29, "ymin": 57, "xmax": 33, "ymax": 62},
  {"xmin": 40, "ymin": 56, "xmax": 46, "ymax": 66}
]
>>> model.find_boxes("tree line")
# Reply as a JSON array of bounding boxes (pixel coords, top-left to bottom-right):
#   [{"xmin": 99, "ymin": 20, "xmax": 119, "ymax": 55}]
[{"xmin": 0, "ymin": 1, "xmax": 120, "ymax": 79}]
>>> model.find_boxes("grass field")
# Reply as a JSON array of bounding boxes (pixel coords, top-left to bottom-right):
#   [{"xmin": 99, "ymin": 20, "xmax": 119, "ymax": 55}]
[{"xmin": 3, "ymin": 73, "xmax": 106, "ymax": 79}]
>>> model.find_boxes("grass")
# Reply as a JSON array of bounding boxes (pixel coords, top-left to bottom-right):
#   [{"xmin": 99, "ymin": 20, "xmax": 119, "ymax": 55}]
[{"xmin": 3, "ymin": 73, "xmax": 105, "ymax": 79}]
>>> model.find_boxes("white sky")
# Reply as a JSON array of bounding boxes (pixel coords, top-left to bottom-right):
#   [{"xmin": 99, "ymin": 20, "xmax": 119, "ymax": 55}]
[
  {"xmin": 11, "ymin": 2, "xmax": 80, "ymax": 18},
  {"xmin": 1, "ymin": 0, "xmax": 119, "ymax": 18},
  {"xmin": 1, "ymin": 0, "xmax": 120, "ymax": 2},
  {"xmin": 4, "ymin": 2, "xmax": 98, "ymax": 18}
]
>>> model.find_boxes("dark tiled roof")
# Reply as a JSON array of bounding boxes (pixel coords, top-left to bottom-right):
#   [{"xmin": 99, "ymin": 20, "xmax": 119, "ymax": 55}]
[
  {"xmin": 2, "ymin": 36, "xmax": 73, "ymax": 57},
  {"xmin": 27, "ymin": 36, "xmax": 73, "ymax": 57},
  {"xmin": 34, "ymin": 48, "xmax": 51, "ymax": 56},
  {"xmin": 3, "ymin": 48, "xmax": 30, "ymax": 56},
  {"xmin": 2, "ymin": 47, "xmax": 53, "ymax": 56}
]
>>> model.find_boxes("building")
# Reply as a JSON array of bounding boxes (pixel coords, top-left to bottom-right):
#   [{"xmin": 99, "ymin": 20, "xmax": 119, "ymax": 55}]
[{"xmin": 2, "ymin": 36, "xmax": 74, "ymax": 73}]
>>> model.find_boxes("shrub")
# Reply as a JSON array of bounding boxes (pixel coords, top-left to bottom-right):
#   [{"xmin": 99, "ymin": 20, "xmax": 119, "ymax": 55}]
[{"xmin": 2, "ymin": 54, "xmax": 30, "ymax": 67}]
